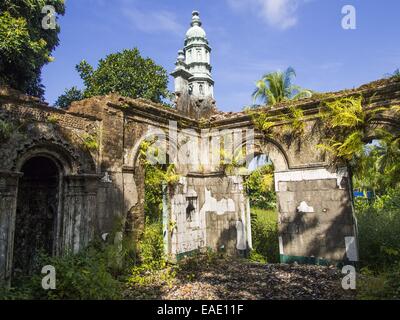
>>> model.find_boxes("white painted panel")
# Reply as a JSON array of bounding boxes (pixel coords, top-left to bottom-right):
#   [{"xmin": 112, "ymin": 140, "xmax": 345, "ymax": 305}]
[
  {"xmin": 274, "ymin": 167, "xmax": 348, "ymax": 191},
  {"xmin": 345, "ymin": 236, "xmax": 359, "ymax": 262},
  {"xmin": 279, "ymin": 237, "xmax": 284, "ymax": 255},
  {"xmin": 236, "ymin": 221, "xmax": 246, "ymax": 250}
]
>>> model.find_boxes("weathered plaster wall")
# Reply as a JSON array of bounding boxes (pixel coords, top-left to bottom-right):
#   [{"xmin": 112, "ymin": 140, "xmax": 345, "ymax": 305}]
[
  {"xmin": 168, "ymin": 175, "xmax": 250, "ymax": 259},
  {"xmin": 1, "ymin": 77, "xmax": 399, "ymax": 283},
  {"xmin": 275, "ymin": 168, "xmax": 358, "ymax": 264}
]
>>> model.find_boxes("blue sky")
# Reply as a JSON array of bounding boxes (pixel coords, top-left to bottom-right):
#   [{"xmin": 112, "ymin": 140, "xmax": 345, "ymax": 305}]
[{"xmin": 42, "ymin": 0, "xmax": 400, "ymax": 112}]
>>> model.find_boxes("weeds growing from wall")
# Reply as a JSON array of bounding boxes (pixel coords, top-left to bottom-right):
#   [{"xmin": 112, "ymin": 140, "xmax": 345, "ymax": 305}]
[
  {"xmin": 0, "ymin": 119, "xmax": 15, "ymax": 143},
  {"xmin": 83, "ymin": 133, "xmax": 99, "ymax": 151}
]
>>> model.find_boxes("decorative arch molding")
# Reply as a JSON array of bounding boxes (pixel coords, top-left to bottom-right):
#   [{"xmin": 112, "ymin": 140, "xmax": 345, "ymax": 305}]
[
  {"xmin": 1, "ymin": 123, "xmax": 97, "ymax": 174},
  {"xmin": 254, "ymin": 137, "xmax": 290, "ymax": 172},
  {"xmin": 14, "ymin": 145, "xmax": 74, "ymax": 175},
  {"xmin": 127, "ymin": 127, "xmax": 179, "ymax": 169},
  {"xmin": 237, "ymin": 135, "xmax": 290, "ymax": 173}
]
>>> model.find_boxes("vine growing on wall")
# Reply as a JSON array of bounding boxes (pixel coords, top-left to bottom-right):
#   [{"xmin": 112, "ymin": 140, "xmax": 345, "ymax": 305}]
[
  {"xmin": 247, "ymin": 105, "xmax": 307, "ymax": 140},
  {"xmin": 219, "ymin": 146, "xmax": 247, "ymax": 175},
  {"xmin": 249, "ymin": 93, "xmax": 400, "ymax": 165},
  {"xmin": 83, "ymin": 133, "xmax": 99, "ymax": 151},
  {"xmin": 0, "ymin": 118, "xmax": 27, "ymax": 143},
  {"xmin": 247, "ymin": 109, "xmax": 275, "ymax": 137},
  {"xmin": 316, "ymin": 96, "xmax": 390, "ymax": 161},
  {"xmin": 0, "ymin": 119, "xmax": 14, "ymax": 143},
  {"xmin": 138, "ymin": 140, "xmax": 180, "ymax": 223}
]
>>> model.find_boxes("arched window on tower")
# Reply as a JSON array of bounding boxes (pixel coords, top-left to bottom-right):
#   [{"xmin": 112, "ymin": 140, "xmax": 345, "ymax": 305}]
[{"xmin": 199, "ymin": 83, "xmax": 204, "ymax": 96}]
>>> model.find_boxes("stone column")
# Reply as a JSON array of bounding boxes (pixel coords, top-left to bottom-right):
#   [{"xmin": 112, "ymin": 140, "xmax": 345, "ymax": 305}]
[
  {"xmin": 0, "ymin": 171, "xmax": 22, "ymax": 285},
  {"xmin": 162, "ymin": 183, "xmax": 171, "ymax": 257},
  {"xmin": 62, "ymin": 174, "xmax": 99, "ymax": 254},
  {"xmin": 275, "ymin": 167, "xmax": 358, "ymax": 265}
]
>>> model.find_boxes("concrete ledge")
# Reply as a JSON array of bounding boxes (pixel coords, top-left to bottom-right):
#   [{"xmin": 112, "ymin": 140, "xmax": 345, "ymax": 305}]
[{"xmin": 280, "ymin": 254, "xmax": 356, "ymax": 268}]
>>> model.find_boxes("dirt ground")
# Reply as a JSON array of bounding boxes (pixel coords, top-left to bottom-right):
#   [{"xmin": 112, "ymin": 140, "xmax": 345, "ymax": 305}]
[{"xmin": 124, "ymin": 258, "xmax": 355, "ymax": 300}]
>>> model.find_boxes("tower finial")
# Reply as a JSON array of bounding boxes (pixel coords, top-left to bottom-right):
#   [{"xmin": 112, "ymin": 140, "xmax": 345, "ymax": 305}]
[{"xmin": 191, "ymin": 10, "xmax": 201, "ymax": 27}]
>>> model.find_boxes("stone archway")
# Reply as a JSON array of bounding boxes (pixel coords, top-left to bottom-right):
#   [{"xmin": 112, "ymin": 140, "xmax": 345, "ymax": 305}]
[
  {"xmin": 13, "ymin": 156, "xmax": 61, "ymax": 276},
  {"xmin": 244, "ymin": 152, "xmax": 280, "ymax": 262}
]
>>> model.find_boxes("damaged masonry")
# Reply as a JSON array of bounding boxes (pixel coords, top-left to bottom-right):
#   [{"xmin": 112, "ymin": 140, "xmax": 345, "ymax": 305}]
[{"xmin": 1, "ymin": 11, "xmax": 400, "ymax": 285}]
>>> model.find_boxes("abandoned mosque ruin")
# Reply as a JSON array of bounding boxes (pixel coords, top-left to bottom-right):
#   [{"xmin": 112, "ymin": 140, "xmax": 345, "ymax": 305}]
[{"xmin": 1, "ymin": 11, "xmax": 400, "ymax": 284}]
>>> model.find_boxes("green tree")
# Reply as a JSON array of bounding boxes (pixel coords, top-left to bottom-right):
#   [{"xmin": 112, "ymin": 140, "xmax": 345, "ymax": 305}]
[
  {"xmin": 0, "ymin": 0, "xmax": 65, "ymax": 98},
  {"xmin": 59, "ymin": 48, "xmax": 170, "ymax": 104},
  {"xmin": 244, "ymin": 164, "xmax": 276, "ymax": 209},
  {"xmin": 353, "ymin": 131, "xmax": 400, "ymax": 194},
  {"xmin": 55, "ymin": 86, "xmax": 84, "ymax": 109},
  {"xmin": 252, "ymin": 67, "xmax": 312, "ymax": 106}
]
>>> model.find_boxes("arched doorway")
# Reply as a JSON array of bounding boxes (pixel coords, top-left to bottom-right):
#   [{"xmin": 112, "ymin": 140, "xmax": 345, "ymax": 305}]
[
  {"xmin": 245, "ymin": 153, "xmax": 279, "ymax": 263},
  {"xmin": 13, "ymin": 156, "xmax": 60, "ymax": 276}
]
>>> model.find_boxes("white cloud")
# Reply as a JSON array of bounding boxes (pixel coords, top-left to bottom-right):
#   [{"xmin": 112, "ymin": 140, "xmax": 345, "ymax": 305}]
[
  {"xmin": 228, "ymin": 0, "xmax": 307, "ymax": 30},
  {"xmin": 122, "ymin": 7, "xmax": 184, "ymax": 35}
]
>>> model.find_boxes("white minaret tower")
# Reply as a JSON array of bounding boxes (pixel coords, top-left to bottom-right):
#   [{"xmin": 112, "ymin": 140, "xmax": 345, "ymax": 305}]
[{"xmin": 171, "ymin": 11, "xmax": 214, "ymax": 99}]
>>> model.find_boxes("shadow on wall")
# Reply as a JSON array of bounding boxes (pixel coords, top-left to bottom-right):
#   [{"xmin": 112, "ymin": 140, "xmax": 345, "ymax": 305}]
[
  {"xmin": 0, "ymin": 116, "xmax": 148, "ymax": 281},
  {"xmin": 280, "ymin": 177, "xmax": 355, "ymax": 265}
]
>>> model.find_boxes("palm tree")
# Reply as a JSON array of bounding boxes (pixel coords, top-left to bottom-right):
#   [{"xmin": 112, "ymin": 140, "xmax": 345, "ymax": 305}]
[
  {"xmin": 252, "ymin": 67, "xmax": 312, "ymax": 106},
  {"xmin": 375, "ymin": 130, "xmax": 400, "ymax": 178}
]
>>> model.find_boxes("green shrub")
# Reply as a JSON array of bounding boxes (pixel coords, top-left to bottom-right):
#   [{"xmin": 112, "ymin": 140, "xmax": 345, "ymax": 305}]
[
  {"xmin": 355, "ymin": 186, "xmax": 400, "ymax": 300},
  {"xmin": 358, "ymin": 263, "xmax": 400, "ymax": 300},
  {"xmin": 138, "ymin": 219, "xmax": 165, "ymax": 269},
  {"xmin": 127, "ymin": 219, "xmax": 167, "ymax": 287},
  {"xmin": 1, "ymin": 243, "xmax": 123, "ymax": 300},
  {"xmin": 355, "ymin": 188, "xmax": 400, "ymax": 271},
  {"xmin": 250, "ymin": 208, "xmax": 279, "ymax": 263}
]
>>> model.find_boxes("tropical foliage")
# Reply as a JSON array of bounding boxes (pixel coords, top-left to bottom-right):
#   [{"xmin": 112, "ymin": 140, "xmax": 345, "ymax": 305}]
[
  {"xmin": 355, "ymin": 189, "xmax": 400, "ymax": 271},
  {"xmin": 248, "ymin": 104, "xmax": 306, "ymax": 139},
  {"xmin": 247, "ymin": 110, "xmax": 276, "ymax": 136},
  {"xmin": 353, "ymin": 137, "xmax": 400, "ymax": 195},
  {"xmin": 0, "ymin": 0, "xmax": 65, "ymax": 98},
  {"xmin": 252, "ymin": 67, "xmax": 312, "ymax": 106},
  {"xmin": 244, "ymin": 164, "xmax": 276, "ymax": 209},
  {"xmin": 1, "ymin": 241, "xmax": 124, "ymax": 300},
  {"xmin": 244, "ymin": 164, "xmax": 279, "ymax": 263},
  {"xmin": 355, "ymin": 186, "xmax": 400, "ymax": 300},
  {"xmin": 139, "ymin": 140, "xmax": 180, "ymax": 223},
  {"xmin": 316, "ymin": 96, "xmax": 391, "ymax": 161}
]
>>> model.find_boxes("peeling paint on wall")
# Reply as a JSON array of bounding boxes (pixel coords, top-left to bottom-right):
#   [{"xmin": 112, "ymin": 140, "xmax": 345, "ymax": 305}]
[
  {"xmin": 200, "ymin": 188, "xmax": 236, "ymax": 215},
  {"xmin": 297, "ymin": 201, "xmax": 315, "ymax": 213},
  {"xmin": 274, "ymin": 167, "xmax": 349, "ymax": 192}
]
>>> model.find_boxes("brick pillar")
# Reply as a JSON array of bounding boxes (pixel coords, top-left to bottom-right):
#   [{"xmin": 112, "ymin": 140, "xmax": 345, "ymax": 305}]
[{"xmin": 0, "ymin": 171, "xmax": 22, "ymax": 285}]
